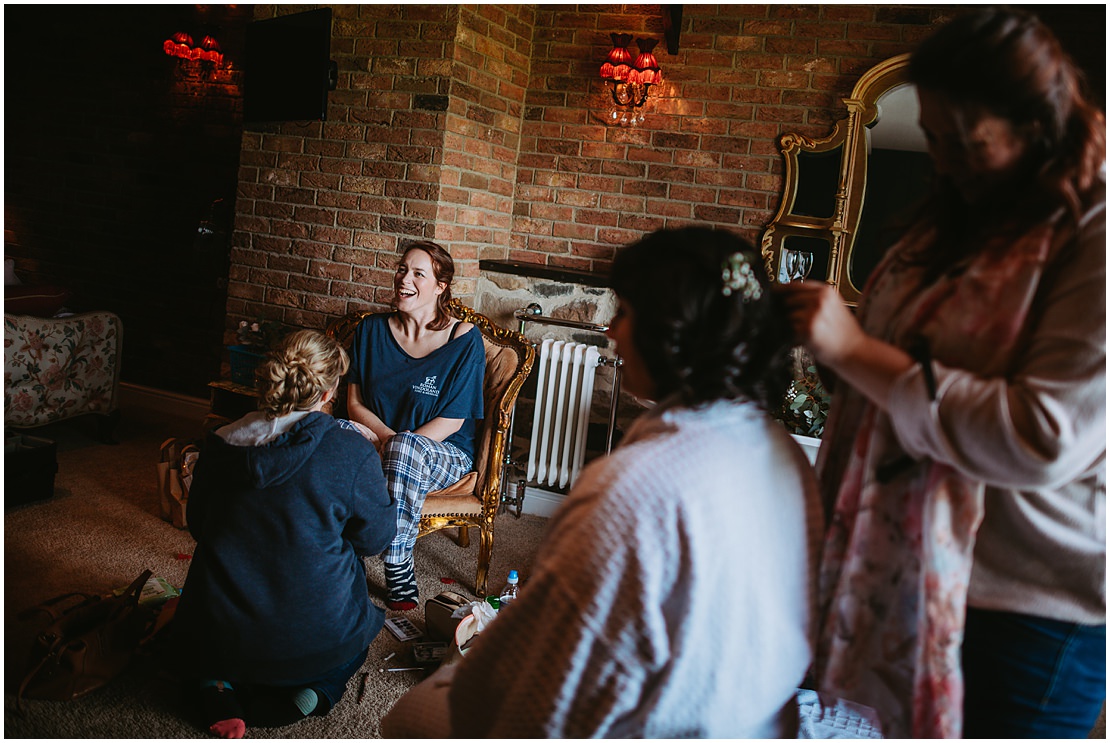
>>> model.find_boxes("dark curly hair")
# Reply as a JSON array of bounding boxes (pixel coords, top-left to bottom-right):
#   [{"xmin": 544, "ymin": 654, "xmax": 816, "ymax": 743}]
[{"xmin": 608, "ymin": 227, "xmax": 793, "ymax": 411}]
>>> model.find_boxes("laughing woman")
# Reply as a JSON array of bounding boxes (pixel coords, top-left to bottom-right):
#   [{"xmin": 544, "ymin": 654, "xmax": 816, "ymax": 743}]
[{"xmin": 345, "ymin": 241, "xmax": 485, "ymax": 611}]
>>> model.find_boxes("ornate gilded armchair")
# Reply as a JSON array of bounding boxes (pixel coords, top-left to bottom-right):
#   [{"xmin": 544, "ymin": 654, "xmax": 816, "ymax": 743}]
[{"xmin": 326, "ymin": 299, "xmax": 535, "ymax": 595}]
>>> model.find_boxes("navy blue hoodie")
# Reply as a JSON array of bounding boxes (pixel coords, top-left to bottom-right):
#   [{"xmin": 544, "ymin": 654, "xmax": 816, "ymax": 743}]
[{"xmin": 172, "ymin": 411, "xmax": 395, "ymax": 685}]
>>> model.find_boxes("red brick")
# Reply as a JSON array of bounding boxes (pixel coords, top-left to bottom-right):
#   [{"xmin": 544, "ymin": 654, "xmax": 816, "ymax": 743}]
[
  {"xmin": 617, "ymin": 213, "xmax": 665, "ymax": 233},
  {"xmin": 553, "ymin": 221, "xmax": 597, "ymax": 240},
  {"xmin": 742, "ymin": 19, "xmax": 793, "ymax": 37},
  {"xmin": 600, "ymin": 193, "xmax": 646, "ymax": 212},
  {"xmin": 219, "ymin": 2, "xmax": 991, "ymax": 374},
  {"xmin": 694, "ymin": 204, "xmax": 743, "ymax": 223},
  {"xmin": 670, "ymin": 184, "xmax": 716, "ymax": 203},
  {"xmin": 597, "ymin": 227, "xmax": 642, "ymax": 246},
  {"xmin": 645, "ymin": 199, "xmax": 694, "ymax": 218},
  {"xmin": 598, "ymin": 161, "xmax": 645, "ymax": 179},
  {"xmin": 718, "ymin": 189, "xmax": 770, "ymax": 209},
  {"xmin": 575, "ymin": 208, "xmax": 619, "ymax": 227}
]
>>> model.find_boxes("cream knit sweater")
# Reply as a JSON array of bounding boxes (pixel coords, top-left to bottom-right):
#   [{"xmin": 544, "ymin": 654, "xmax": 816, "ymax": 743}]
[
  {"xmin": 446, "ymin": 399, "xmax": 823, "ymax": 737},
  {"xmin": 888, "ymin": 192, "xmax": 1106, "ymax": 624}
]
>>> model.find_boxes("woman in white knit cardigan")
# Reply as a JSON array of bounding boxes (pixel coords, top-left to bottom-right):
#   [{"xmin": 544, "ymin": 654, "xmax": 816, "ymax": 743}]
[{"xmin": 383, "ymin": 227, "xmax": 824, "ymax": 737}]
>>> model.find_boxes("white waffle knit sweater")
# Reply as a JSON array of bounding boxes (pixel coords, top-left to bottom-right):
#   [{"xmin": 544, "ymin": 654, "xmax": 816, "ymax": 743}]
[{"xmin": 447, "ymin": 399, "xmax": 823, "ymax": 738}]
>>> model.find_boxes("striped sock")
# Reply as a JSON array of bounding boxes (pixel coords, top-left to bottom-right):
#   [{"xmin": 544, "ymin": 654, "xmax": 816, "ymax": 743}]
[
  {"xmin": 384, "ymin": 559, "xmax": 418, "ymax": 611},
  {"xmin": 292, "ymin": 687, "xmax": 319, "ymax": 717}
]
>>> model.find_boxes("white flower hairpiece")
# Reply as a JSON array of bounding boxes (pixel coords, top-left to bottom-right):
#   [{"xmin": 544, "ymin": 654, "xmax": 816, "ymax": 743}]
[{"xmin": 720, "ymin": 252, "xmax": 762, "ymax": 302}]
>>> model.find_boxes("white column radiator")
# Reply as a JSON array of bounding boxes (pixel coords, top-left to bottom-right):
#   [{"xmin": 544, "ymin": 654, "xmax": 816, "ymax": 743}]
[{"xmin": 526, "ymin": 338, "xmax": 601, "ymax": 489}]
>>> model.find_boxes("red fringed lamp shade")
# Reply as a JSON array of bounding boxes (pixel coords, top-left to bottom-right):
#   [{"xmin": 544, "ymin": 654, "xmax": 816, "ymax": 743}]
[
  {"xmin": 163, "ymin": 32, "xmax": 194, "ymax": 59},
  {"xmin": 629, "ymin": 38, "xmax": 662, "ymax": 85},
  {"xmin": 599, "ymin": 33, "xmax": 634, "ymax": 82},
  {"xmin": 164, "ymin": 31, "xmax": 223, "ymax": 66},
  {"xmin": 198, "ymin": 35, "xmax": 223, "ymax": 65}
]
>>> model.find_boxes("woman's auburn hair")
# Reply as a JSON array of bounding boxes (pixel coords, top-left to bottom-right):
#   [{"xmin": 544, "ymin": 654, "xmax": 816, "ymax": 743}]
[
  {"xmin": 907, "ymin": 7, "xmax": 1105, "ymax": 250},
  {"xmin": 399, "ymin": 240, "xmax": 455, "ymax": 331},
  {"xmin": 258, "ymin": 329, "xmax": 349, "ymax": 418},
  {"xmin": 608, "ymin": 226, "xmax": 793, "ymax": 412}
]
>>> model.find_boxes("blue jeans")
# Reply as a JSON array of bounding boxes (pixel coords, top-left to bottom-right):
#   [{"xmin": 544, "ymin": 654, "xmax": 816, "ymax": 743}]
[{"xmin": 962, "ymin": 607, "xmax": 1106, "ymax": 738}]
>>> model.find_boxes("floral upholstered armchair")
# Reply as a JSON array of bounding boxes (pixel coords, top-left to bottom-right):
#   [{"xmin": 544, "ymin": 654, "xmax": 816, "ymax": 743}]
[{"xmin": 4, "ymin": 311, "xmax": 122, "ymax": 440}]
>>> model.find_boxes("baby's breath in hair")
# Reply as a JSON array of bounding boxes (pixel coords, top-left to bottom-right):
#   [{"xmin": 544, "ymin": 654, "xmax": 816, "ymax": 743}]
[{"xmin": 720, "ymin": 252, "xmax": 762, "ymax": 302}]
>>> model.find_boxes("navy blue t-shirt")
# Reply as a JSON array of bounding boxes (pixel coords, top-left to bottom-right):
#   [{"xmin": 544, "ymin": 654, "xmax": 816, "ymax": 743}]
[{"xmin": 348, "ymin": 313, "xmax": 485, "ymax": 459}]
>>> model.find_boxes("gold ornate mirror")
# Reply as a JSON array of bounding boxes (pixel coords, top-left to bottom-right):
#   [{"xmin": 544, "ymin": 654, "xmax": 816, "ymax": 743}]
[{"xmin": 762, "ymin": 53, "xmax": 932, "ymax": 305}]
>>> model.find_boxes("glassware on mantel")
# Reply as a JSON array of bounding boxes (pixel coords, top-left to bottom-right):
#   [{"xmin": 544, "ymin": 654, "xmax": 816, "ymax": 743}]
[{"xmin": 781, "ymin": 248, "xmax": 814, "ymax": 283}]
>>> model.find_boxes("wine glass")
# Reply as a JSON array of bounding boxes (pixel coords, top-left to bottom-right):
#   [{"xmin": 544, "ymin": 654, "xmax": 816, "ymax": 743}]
[{"xmin": 782, "ymin": 248, "xmax": 814, "ymax": 283}]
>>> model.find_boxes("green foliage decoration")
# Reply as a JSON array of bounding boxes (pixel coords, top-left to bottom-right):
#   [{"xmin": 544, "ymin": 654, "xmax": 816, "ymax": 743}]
[{"xmin": 779, "ymin": 364, "xmax": 831, "ymax": 438}]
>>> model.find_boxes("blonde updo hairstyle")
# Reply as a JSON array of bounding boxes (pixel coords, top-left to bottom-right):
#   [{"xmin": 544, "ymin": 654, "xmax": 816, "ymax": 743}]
[{"xmin": 257, "ymin": 329, "xmax": 349, "ymax": 419}]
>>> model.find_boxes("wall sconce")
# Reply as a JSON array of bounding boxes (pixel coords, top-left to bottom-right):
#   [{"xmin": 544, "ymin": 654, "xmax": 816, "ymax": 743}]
[
  {"xmin": 198, "ymin": 35, "xmax": 224, "ymax": 66},
  {"xmin": 600, "ymin": 33, "xmax": 662, "ymax": 125},
  {"xmin": 164, "ymin": 32, "xmax": 195, "ymax": 60},
  {"xmin": 164, "ymin": 31, "xmax": 224, "ymax": 67}
]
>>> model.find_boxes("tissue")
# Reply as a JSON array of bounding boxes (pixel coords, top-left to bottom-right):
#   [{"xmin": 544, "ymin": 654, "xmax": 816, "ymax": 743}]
[{"xmin": 451, "ymin": 600, "xmax": 499, "ymax": 632}]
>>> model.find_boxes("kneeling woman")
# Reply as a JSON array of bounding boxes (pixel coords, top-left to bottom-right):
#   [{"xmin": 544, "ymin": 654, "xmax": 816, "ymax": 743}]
[
  {"xmin": 383, "ymin": 227, "xmax": 823, "ymax": 737},
  {"xmin": 172, "ymin": 330, "xmax": 395, "ymax": 738}
]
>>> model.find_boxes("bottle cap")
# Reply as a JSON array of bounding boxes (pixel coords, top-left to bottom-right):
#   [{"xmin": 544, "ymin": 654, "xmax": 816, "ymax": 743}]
[{"xmin": 507, "ymin": 569, "xmax": 519, "ymax": 583}]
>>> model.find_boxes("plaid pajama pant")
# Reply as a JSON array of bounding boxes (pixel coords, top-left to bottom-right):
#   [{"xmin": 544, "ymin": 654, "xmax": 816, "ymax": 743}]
[{"xmin": 378, "ymin": 431, "xmax": 473, "ymax": 565}]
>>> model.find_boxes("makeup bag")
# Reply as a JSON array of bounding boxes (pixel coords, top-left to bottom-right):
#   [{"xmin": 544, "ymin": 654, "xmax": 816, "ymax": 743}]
[{"xmin": 424, "ymin": 591, "xmax": 471, "ymax": 642}]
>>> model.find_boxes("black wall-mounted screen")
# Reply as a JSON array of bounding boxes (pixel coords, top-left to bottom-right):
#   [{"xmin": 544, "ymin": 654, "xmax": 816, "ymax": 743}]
[{"xmin": 243, "ymin": 8, "xmax": 332, "ymax": 125}]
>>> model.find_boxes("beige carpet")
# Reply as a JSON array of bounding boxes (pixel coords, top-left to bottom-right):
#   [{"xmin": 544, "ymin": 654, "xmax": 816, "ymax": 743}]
[
  {"xmin": 6, "ymin": 407, "xmax": 1105, "ymax": 738},
  {"xmin": 4, "ymin": 405, "xmax": 550, "ymax": 738}
]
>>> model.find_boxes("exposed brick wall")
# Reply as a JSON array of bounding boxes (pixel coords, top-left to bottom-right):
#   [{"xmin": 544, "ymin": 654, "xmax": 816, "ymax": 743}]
[
  {"xmin": 230, "ymin": 4, "xmax": 536, "ymax": 336},
  {"xmin": 434, "ymin": 5, "xmax": 536, "ymax": 298},
  {"xmin": 230, "ymin": 5, "xmax": 457, "ymax": 337},
  {"xmin": 510, "ymin": 4, "xmax": 947, "ymax": 274},
  {"xmin": 227, "ymin": 3, "xmax": 952, "ymax": 340}
]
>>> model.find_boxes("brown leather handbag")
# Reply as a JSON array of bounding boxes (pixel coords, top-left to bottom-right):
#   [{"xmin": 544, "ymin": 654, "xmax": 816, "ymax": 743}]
[{"xmin": 16, "ymin": 570, "xmax": 156, "ymax": 707}]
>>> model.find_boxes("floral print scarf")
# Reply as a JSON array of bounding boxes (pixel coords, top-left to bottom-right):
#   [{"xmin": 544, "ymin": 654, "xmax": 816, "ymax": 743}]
[{"xmin": 813, "ymin": 220, "xmax": 1059, "ymax": 738}]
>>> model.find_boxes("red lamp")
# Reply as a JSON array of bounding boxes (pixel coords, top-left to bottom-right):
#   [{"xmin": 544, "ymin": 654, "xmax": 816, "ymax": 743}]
[
  {"xmin": 600, "ymin": 33, "xmax": 662, "ymax": 111},
  {"xmin": 163, "ymin": 32, "xmax": 194, "ymax": 60},
  {"xmin": 198, "ymin": 35, "xmax": 223, "ymax": 65},
  {"xmin": 164, "ymin": 30, "xmax": 224, "ymax": 68},
  {"xmin": 631, "ymin": 38, "xmax": 662, "ymax": 85},
  {"xmin": 599, "ymin": 33, "xmax": 634, "ymax": 82}
]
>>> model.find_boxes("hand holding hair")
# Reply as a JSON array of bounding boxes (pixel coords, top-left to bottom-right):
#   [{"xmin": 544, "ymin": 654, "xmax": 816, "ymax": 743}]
[{"xmin": 777, "ymin": 280, "xmax": 867, "ymax": 368}]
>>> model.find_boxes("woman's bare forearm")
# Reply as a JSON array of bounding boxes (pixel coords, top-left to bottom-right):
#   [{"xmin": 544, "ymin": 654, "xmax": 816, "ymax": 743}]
[
  {"xmin": 347, "ymin": 385, "xmax": 396, "ymax": 442},
  {"xmin": 412, "ymin": 417, "xmax": 464, "ymax": 442}
]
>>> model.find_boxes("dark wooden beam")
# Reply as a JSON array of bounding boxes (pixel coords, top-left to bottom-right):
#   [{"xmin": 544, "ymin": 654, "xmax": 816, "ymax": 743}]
[{"xmin": 663, "ymin": 5, "xmax": 682, "ymax": 55}]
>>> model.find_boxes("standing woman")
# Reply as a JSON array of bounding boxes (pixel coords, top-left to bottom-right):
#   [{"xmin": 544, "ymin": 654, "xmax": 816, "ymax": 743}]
[
  {"xmin": 783, "ymin": 8, "xmax": 1105, "ymax": 738},
  {"xmin": 382, "ymin": 227, "xmax": 823, "ymax": 737},
  {"xmin": 346, "ymin": 241, "xmax": 485, "ymax": 611},
  {"xmin": 173, "ymin": 330, "xmax": 395, "ymax": 738}
]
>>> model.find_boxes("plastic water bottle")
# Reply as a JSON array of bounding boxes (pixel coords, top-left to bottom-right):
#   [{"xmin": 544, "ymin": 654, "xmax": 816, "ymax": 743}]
[{"xmin": 498, "ymin": 570, "xmax": 519, "ymax": 609}]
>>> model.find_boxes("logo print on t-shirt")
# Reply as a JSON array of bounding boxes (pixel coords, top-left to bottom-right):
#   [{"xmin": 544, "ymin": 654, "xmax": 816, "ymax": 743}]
[{"xmin": 413, "ymin": 375, "xmax": 440, "ymax": 397}]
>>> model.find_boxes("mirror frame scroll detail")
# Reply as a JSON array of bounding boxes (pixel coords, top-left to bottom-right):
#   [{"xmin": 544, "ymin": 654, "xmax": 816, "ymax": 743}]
[{"xmin": 761, "ymin": 53, "xmax": 912, "ymax": 306}]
